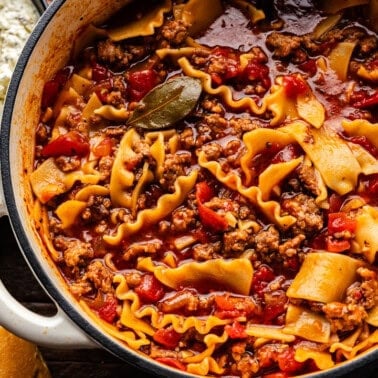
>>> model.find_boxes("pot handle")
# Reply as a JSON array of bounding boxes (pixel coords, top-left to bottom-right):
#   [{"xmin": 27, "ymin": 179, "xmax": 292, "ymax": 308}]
[{"xmin": 0, "ymin": 279, "xmax": 97, "ymax": 348}]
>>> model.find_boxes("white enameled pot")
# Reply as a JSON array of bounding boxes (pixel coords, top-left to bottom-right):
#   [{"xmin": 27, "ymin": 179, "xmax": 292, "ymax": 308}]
[{"xmin": 0, "ymin": 1, "xmax": 377, "ymax": 377}]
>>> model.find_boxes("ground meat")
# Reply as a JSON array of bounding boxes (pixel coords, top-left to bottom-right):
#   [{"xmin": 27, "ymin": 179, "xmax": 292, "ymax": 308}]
[
  {"xmin": 97, "ymin": 39, "xmax": 133, "ymax": 70},
  {"xmin": 223, "ymin": 229, "xmax": 251, "ymax": 256},
  {"xmin": 81, "ymin": 195, "xmax": 111, "ymax": 224},
  {"xmin": 281, "ymin": 193, "xmax": 324, "ymax": 235},
  {"xmin": 149, "ymin": 344, "xmax": 179, "ymax": 359},
  {"xmin": 229, "ymin": 117, "xmax": 260, "ymax": 136},
  {"xmin": 159, "ymin": 20, "xmax": 189, "ymax": 46},
  {"xmin": 256, "ymin": 343, "xmax": 288, "ymax": 368},
  {"xmin": 266, "ymin": 32, "xmax": 302, "ymax": 58},
  {"xmin": 232, "ymin": 352, "xmax": 259, "ymax": 378},
  {"xmin": 160, "ymin": 151, "xmax": 192, "ymax": 191},
  {"xmin": 322, "ymin": 302, "xmax": 367, "ymax": 332},
  {"xmin": 55, "ymin": 236, "xmax": 94, "ymax": 272},
  {"xmin": 35, "ymin": 122, "xmax": 50, "ymax": 143},
  {"xmin": 69, "ymin": 280, "xmax": 93, "ymax": 297},
  {"xmin": 159, "ymin": 289, "xmax": 215, "ymax": 314},
  {"xmin": 200, "ymin": 142, "xmax": 222, "ymax": 161},
  {"xmin": 278, "ymin": 233, "xmax": 305, "ymax": 258},
  {"xmin": 253, "ymin": 225, "xmax": 280, "ymax": 255},
  {"xmin": 171, "ymin": 207, "xmax": 196, "ymax": 232},
  {"xmin": 55, "ymin": 155, "xmax": 81, "ymax": 172},
  {"xmin": 123, "ymin": 239, "xmax": 162, "ymax": 262},
  {"xmin": 297, "ymin": 163, "xmax": 320, "ymax": 196},
  {"xmin": 201, "ymin": 114, "xmax": 228, "ymax": 138},
  {"xmin": 192, "ymin": 242, "xmax": 221, "ymax": 261},
  {"xmin": 179, "ymin": 127, "xmax": 196, "ymax": 149},
  {"xmin": 346, "ymin": 267, "xmax": 378, "ymax": 309},
  {"xmin": 124, "ymin": 271, "xmax": 143, "ymax": 288},
  {"xmin": 84, "ymin": 260, "xmax": 114, "ymax": 293},
  {"xmin": 98, "ymin": 155, "xmax": 114, "ymax": 180}
]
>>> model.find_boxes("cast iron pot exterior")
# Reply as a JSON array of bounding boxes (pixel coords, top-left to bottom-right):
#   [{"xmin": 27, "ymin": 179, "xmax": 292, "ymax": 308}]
[{"xmin": 0, "ymin": 1, "xmax": 377, "ymax": 377}]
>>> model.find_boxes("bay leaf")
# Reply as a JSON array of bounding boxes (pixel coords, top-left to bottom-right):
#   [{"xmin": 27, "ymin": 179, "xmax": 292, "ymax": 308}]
[{"xmin": 128, "ymin": 76, "xmax": 202, "ymax": 130}]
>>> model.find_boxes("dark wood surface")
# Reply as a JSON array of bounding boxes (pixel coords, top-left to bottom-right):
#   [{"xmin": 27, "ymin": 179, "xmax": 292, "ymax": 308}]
[{"xmin": 1, "ymin": 216, "xmax": 378, "ymax": 378}]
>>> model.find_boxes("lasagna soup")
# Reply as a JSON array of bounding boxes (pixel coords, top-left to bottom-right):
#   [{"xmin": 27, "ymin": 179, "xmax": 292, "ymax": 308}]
[{"xmin": 31, "ymin": 0, "xmax": 378, "ymax": 376}]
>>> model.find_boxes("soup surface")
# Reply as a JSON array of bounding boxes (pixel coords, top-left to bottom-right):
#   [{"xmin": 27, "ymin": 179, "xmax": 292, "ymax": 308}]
[{"xmin": 30, "ymin": 0, "xmax": 378, "ymax": 376}]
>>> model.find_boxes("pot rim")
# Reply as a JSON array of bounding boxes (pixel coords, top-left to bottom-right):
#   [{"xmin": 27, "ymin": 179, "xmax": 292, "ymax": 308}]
[{"xmin": 1, "ymin": 1, "xmax": 377, "ymax": 377}]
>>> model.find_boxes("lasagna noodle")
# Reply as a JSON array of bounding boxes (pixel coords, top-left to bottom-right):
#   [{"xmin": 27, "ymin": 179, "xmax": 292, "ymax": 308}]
[
  {"xmin": 104, "ymin": 170, "xmax": 198, "ymax": 245},
  {"xmin": 178, "ymin": 57, "xmax": 325, "ymax": 127},
  {"xmin": 281, "ymin": 121, "xmax": 361, "ymax": 195},
  {"xmin": 294, "ymin": 348, "xmax": 335, "ymax": 370},
  {"xmin": 80, "ymin": 300, "xmax": 150, "ymax": 349},
  {"xmin": 198, "ymin": 150, "xmax": 297, "ymax": 228},
  {"xmin": 286, "ymin": 252, "xmax": 362, "ymax": 302},
  {"xmin": 187, "ymin": 357, "xmax": 225, "ymax": 375},
  {"xmin": 283, "ymin": 304, "xmax": 331, "ymax": 343},
  {"xmin": 342, "ymin": 119, "xmax": 378, "ymax": 149},
  {"xmin": 94, "ymin": 105, "xmax": 129, "ymax": 121},
  {"xmin": 352, "ymin": 205, "xmax": 378, "ymax": 263},
  {"xmin": 106, "ymin": 0, "xmax": 172, "ymax": 41},
  {"xmin": 153, "ymin": 258, "xmax": 254, "ymax": 296}
]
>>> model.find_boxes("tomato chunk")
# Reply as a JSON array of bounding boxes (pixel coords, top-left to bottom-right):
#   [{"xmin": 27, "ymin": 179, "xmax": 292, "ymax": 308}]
[
  {"xmin": 283, "ymin": 74, "xmax": 308, "ymax": 98},
  {"xmin": 98, "ymin": 295, "xmax": 118, "ymax": 323},
  {"xmin": 135, "ymin": 274, "xmax": 165, "ymax": 303},
  {"xmin": 41, "ymin": 67, "xmax": 72, "ymax": 109},
  {"xmin": 326, "ymin": 237, "xmax": 350, "ymax": 252},
  {"xmin": 128, "ymin": 69, "xmax": 158, "ymax": 101},
  {"xmin": 225, "ymin": 321, "xmax": 248, "ymax": 339},
  {"xmin": 277, "ymin": 347, "xmax": 305, "ymax": 373},
  {"xmin": 328, "ymin": 212, "xmax": 356, "ymax": 234},
  {"xmin": 153, "ymin": 327, "xmax": 182, "ymax": 349},
  {"xmin": 93, "ymin": 137, "xmax": 114, "ymax": 157},
  {"xmin": 41, "ymin": 131, "xmax": 90, "ymax": 157},
  {"xmin": 195, "ymin": 182, "xmax": 228, "ymax": 232}
]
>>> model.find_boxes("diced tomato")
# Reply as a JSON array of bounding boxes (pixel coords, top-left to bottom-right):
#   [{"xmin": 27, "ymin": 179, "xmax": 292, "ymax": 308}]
[
  {"xmin": 41, "ymin": 131, "xmax": 90, "ymax": 157},
  {"xmin": 283, "ymin": 74, "xmax": 308, "ymax": 98},
  {"xmin": 225, "ymin": 321, "xmax": 248, "ymax": 339},
  {"xmin": 328, "ymin": 212, "xmax": 356, "ymax": 234},
  {"xmin": 92, "ymin": 137, "xmax": 114, "ymax": 157},
  {"xmin": 195, "ymin": 182, "xmax": 228, "ymax": 232},
  {"xmin": 135, "ymin": 274, "xmax": 165, "ymax": 303},
  {"xmin": 127, "ymin": 69, "xmax": 158, "ymax": 101},
  {"xmin": 98, "ymin": 295, "xmax": 118, "ymax": 323},
  {"xmin": 298, "ymin": 59, "xmax": 317, "ymax": 76},
  {"xmin": 309, "ymin": 230, "xmax": 327, "ymax": 250},
  {"xmin": 153, "ymin": 327, "xmax": 182, "ymax": 349},
  {"xmin": 41, "ymin": 67, "xmax": 72, "ymax": 109},
  {"xmin": 277, "ymin": 347, "xmax": 305, "ymax": 373},
  {"xmin": 264, "ymin": 302, "xmax": 286, "ymax": 323},
  {"xmin": 242, "ymin": 59, "xmax": 271, "ymax": 89},
  {"xmin": 353, "ymin": 90, "xmax": 378, "ymax": 108},
  {"xmin": 363, "ymin": 173, "xmax": 378, "ymax": 195},
  {"xmin": 155, "ymin": 358, "xmax": 187, "ymax": 371},
  {"xmin": 326, "ymin": 237, "xmax": 350, "ymax": 252},
  {"xmin": 92, "ymin": 63, "xmax": 110, "ymax": 82},
  {"xmin": 252, "ymin": 265, "xmax": 275, "ymax": 299},
  {"xmin": 271, "ymin": 143, "xmax": 302, "ymax": 164},
  {"xmin": 349, "ymin": 136, "xmax": 378, "ymax": 158},
  {"xmin": 328, "ymin": 193, "xmax": 343, "ymax": 213}
]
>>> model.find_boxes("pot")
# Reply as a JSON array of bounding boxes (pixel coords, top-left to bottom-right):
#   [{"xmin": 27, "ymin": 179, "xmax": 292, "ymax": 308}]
[{"xmin": 0, "ymin": 1, "xmax": 377, "ymax": 377}]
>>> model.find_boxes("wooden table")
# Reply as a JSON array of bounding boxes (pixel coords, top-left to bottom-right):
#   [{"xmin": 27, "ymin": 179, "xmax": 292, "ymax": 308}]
[{"xmin": 1, "ymin": 215, "xmax": 377, "ymax": 377}]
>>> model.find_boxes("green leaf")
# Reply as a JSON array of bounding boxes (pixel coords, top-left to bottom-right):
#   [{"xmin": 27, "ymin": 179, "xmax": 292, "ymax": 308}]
[{"xmin": 128, "ymin": 76, "xmax": 202, "ymax": 130}]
